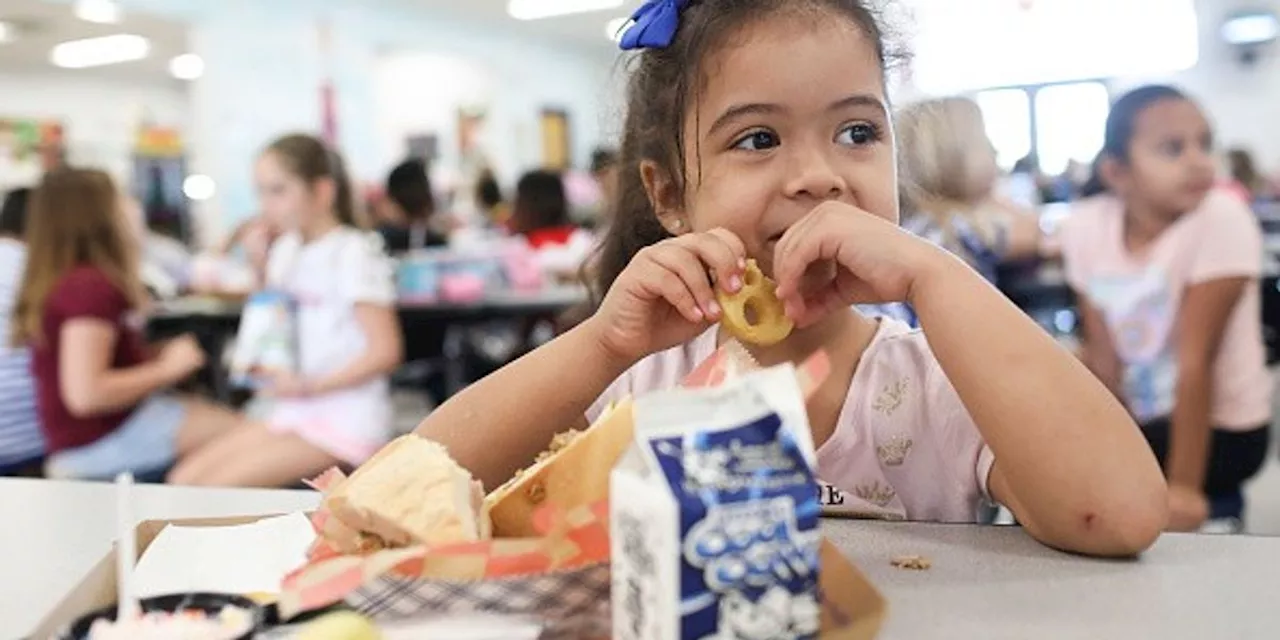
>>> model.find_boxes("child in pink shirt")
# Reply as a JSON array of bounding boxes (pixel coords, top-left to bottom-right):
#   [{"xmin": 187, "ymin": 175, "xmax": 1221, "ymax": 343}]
[
  {"xmin": 1063, "ymin": 85, "xmax": 1272, "ymax": 532},
  {"xmin": 415, "ymin": 0, "xmax": 1167, "ymax": 557}
]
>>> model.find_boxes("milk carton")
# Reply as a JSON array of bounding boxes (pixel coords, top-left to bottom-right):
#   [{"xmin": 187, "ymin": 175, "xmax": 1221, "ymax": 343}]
[
  {"xmin": 228, "ymin": 290, "xmax": 298, "ymax": 389},
  {"xmin": 611, "ymin": 365, "xmax": 823, "ymax": 640}
]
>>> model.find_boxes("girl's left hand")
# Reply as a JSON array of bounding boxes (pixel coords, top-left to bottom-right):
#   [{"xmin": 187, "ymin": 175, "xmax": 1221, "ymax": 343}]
[
  {"xmin": 265, "ymin": 372, "xmax": 313, "ymax": 399},
  {"xmin": 772, "ymin": 201, "xmax": 947, "ymax": 327}
]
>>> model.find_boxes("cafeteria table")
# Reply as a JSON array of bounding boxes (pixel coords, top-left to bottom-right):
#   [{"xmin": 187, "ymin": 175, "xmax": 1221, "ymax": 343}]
[
  {"xmin": 7, "ymin": 478, "xmax": 1280, "ymax": 639},
  {"xmin": 146, "ymin": 286, "xmax": 590, "ymax": 402}
]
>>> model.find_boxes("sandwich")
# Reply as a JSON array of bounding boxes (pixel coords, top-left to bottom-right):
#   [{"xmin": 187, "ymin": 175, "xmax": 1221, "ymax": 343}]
[
  {"xmin": 485, "ymin": 399, "xmax": 635, "ymax": 537},
  {"xmin": 322, "ymin": 435, "xmax": 491, "ymax": 551}
]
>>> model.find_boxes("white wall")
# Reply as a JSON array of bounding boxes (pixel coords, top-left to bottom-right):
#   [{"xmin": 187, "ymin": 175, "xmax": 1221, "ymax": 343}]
[
  {"xmin": 890, "ymin": 0, "xmax": 1280, "ymax": 171},
  {"xmin": 0, "ymin": 71, "xmax": 189, "ymax": 188}
]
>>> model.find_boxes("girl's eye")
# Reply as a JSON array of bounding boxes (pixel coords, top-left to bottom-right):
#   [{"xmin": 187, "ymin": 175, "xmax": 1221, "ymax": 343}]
[
  {"xmin": 837, "ymin": 123, "xmax": 879, "ymax": 147},
  {"xmin": 1160, "ymin": 140, "xmax": 1184, "ymax": 157},
  {"xmin": 733, "ymin": 130, "xmax": 780, "ymax": 152}
]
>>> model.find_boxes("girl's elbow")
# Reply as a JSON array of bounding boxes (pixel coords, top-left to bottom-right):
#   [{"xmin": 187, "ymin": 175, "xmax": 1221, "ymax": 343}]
[{"xmin": 61, "ymin": 388, "xmax": 99, "ymax": 419}]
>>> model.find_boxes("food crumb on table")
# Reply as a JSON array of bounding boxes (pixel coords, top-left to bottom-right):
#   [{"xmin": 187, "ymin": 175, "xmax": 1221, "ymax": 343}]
[{"xmin": 891, "ymin": 555, "xmax": 932, "ymax": 571}]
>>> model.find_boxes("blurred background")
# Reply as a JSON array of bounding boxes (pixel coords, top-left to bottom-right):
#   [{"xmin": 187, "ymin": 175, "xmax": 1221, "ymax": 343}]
[{"xmin": 2, "ymin": 0, "xmax": 1280, "ymax": 526}]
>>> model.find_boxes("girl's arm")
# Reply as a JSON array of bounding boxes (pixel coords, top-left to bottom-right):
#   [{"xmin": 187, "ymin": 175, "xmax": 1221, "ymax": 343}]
[
  {"xmin": 910, "ymin": 255, "xmax": 1167, "ymax": 556},
  {"xmin": 414, "ymin": 322, "xmax": 629, "ymax": 490},
  {"xmin": 308, "ymin": 304, "xmax": 404, "ymax": 394},
  {"xmin": 1166, "ymin": 277, "xmax": 1249, "ymax": 491},
  {"xmin": 60, "ymin": 320, "xmax": 192, "ymax": 417},
  {"xmin": 1074, "ymin": 295, "xmax": 1125, "ymax": 401}
]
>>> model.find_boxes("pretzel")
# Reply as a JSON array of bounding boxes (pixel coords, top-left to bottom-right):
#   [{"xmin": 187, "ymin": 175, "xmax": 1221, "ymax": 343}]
[{"xmin": 716, "ymin": 260, "xmax": 794, "ymax": 346}]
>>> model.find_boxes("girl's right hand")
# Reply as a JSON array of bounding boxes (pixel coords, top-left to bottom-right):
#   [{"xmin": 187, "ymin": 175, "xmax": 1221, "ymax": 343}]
[
  {"xmin": 159, "ymin": 334, "xmax": 207, "ymax": 380},
  {"xmin": 590, "ymin": 228, "xmax": 747, "ymax": 364}
]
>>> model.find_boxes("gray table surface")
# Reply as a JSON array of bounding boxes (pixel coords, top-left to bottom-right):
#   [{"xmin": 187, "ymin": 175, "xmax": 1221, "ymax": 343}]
[
  {"xmin": 5, "ymin": 478, "xmax": 1279, "ymax": 639},
  {"xmin": 825, "ymin": 519, "xmax": 1280, "ymax": 639}
]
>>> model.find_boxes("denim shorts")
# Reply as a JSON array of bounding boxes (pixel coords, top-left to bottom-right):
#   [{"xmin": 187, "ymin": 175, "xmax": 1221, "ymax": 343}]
[{"xmin": 45, "ymin": 395, "xmax": 188, "ymax": 481}]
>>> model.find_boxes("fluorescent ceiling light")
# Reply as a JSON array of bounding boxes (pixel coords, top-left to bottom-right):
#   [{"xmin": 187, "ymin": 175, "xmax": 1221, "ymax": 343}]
[
  {"xmin": 51, "ymin": 34, "xmax": 149, "ymax": 69},
  {"xmin": 508, "ymin": 0, "xmax": 625, "ymax": 21},
  {"xmin": 169, "ymin": 53, "xmax": 204, "ymax": 80},
  {"xmin": 605, "ymin": 17, "xmax": 631, "ymax": 41},
  {"xmin": 0, "ymin": 21, "xmax": 14, "ymax": 44},
  {"xmin": 1222, "ymin": 13, "xmax": 1279, "ymax": 45},
  {"xmin": 75, "ymin": 0, "xmax": 122, "ymax": 24}
]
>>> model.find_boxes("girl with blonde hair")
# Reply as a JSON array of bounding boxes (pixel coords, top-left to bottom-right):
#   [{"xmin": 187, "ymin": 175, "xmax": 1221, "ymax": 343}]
[{"xmin": 896, "ymin": 97, "xmax": 1044, "ymax": 283}]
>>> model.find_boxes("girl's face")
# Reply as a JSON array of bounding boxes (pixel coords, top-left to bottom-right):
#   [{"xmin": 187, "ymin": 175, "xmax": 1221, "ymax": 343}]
[
  {"xmin": 648, "ymin": 15, "xmax": 897, "ymax": 274},
  {"xmin": 1109, "ymin": 98, "xmax": 1217, "ymax": 219},
  {"xmin": 254, "ymin": 152, "xmax": 332, "ymax": 231}
]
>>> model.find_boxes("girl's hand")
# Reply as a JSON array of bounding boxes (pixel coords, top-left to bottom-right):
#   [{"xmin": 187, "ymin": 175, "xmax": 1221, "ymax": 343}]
[
  {"xmin": 158, "ymin": 334, "xmax": 207, "ymax": 380},
  {"xmin": 1167, "ymin": 484, "xmax": 1210, "ymax": 532},
  {"xmin": 772, "ymin": 202, "xmax": 946, "ymax": 328},
  {"xmin": 264, "ymin": 372, "xmax": 313, "ymax": 399},
  {"xmin": 589, "ymin": 228, "xmax": 747, "ymax": 364}
]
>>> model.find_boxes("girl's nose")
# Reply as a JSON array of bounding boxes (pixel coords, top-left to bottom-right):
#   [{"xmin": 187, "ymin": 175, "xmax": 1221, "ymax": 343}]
[{"xmin": 784, "ymin": 145, "xmax": 847, "ymax": 201}]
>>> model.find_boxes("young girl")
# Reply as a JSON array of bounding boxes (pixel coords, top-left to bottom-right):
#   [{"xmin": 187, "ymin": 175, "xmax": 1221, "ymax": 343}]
[
  {"xmin": 168, "ymin": 135, "xmax": 403, "ymax": 486},
  {"xmin": 1063, "ymin": 86, "xmax": 1272, "ymax": 532},
  {"xmin": 14, "ymin": 169, "xmax": 246, "ymax": 480},
  {"xmin": 509, "ymin": 170, "xmax": 595, "ymax": 279},
  {"xmin": 896, "ymin": 97, "xmax": 1045, "ymax": 283},
  {"xmin": 416, "ymin": 0, "xmax": 1167, "ymax": 557}
]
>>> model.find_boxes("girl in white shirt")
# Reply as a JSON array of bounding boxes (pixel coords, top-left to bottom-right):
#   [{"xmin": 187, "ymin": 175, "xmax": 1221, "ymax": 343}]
[{"xmin": 169, "ymin": 135, "xmax": 403, "ymax": 486}]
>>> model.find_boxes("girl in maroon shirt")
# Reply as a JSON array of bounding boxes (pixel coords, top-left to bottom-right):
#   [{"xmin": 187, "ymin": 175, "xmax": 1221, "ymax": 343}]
[{"xmin": 13, "ymin": 169, "xmax": 250, "ymax": 479}]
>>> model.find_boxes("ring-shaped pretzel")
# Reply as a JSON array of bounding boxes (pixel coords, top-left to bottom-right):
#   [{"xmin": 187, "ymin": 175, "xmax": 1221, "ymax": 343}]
[{"xmin": 716, "ymin": 260, "xmax": 794, "ymax": 346}]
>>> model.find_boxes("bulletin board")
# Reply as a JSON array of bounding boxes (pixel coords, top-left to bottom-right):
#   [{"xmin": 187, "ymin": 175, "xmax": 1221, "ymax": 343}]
[
  {"xmin": 0, "ymin": 118, "xmax": 65, "ymax": 189},
  {"xmin": 540, "ymin": 109, "xmax": 571, "ymax": 171}
]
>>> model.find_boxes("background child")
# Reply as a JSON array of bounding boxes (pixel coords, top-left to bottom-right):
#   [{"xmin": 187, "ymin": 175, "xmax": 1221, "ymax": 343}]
[
  {"xmin": 509, "ymin": 169, "xmax": 595, "ymax": 280},
  {"xmin": 377, "ymin": 158, "xmax": 449, "ymax": 254},
  {"xmin": 168, "ymin": 134, "xmax": 403, "ymax": 487},
  {"xmin": 416, "ymin": 0, "xmax": 1166, "ymax": 557},
  {"xmin": 14, "ymin": 169, "xmax": 245, "ymax": 481},
  {"xmin": 1062, "ymin": 85, "xmax": 1272, "ymax": 532},
  {"xmin": 0, "ymin": 188, "xmax": 43, "ymax": 476},
  {"xmin": 896, "ymin": 97, "xmax": 1045, "ymax": 283}
]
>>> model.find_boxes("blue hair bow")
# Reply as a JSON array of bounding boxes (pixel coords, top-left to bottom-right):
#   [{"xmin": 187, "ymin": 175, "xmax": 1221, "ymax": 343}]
[{"xmin": 619, "ymin": 0, "xmax": 690, "ymax": 50}]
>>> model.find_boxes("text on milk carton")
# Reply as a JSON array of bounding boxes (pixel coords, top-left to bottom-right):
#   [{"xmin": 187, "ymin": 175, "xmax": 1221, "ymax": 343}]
[{"xmin": 612, "ymin": 365, "xmax": 823, "ymax": 640}]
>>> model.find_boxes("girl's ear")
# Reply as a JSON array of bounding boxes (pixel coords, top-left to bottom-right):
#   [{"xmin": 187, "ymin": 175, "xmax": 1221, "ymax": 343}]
[
  {"xmin": 640, "ymin": 160, "xmax": 689, "ymax": 235},
  {"xmin": 311, "ymin": 177, "xmax": 338, "ymax": 213},
  {"xmin": 1099, "ymin": 156, "xmax": 1128, "ymax": 195}
]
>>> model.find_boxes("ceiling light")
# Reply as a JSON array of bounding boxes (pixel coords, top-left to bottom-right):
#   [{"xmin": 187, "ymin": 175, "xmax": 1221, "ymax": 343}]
[
  {"xmin": 169, "ymin": 53, "xmax": 204, "ymax": 80},
  {"xmin": 508, "ymin": 0, "xmax": 625, "ymax": 21},
  {"xmin": 183, "ymin": 175, "xmax": 216, "ymax": 201},
  {"xmin": 0, "ymin": 22, "xmax": 14, "ymax": 44},
  {"xmin": 75, "ymin": 0, "xmax": 122, "ymax": 24},
  {"xmin": 605, "ymin": 17, "xmax": 631, "ymax": 42},
  {"xmin": 51, "ymin": 34, "xmax": 149, "ymax": 69},
  {"xmin": 1222, "ymin": 13, "xmax": 1279, "ymax": 46}
]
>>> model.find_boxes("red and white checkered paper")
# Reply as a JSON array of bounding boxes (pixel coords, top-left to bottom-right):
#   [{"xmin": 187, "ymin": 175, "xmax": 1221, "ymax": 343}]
[{"xmin": 277, "ymin": 343, "xmax": 830, "ymax": 639}]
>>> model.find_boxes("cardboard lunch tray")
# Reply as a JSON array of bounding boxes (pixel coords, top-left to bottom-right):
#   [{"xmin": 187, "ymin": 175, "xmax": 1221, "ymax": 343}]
[
  {"xmin": 30, "ymin": 515, "xmax": 278, "ymax": 640},
  {"xmin": 32, "ymin": 515, "xmax": 888, "ymax": 640}
]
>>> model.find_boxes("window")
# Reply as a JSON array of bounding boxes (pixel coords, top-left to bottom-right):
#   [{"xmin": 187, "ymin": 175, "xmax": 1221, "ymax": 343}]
[
  {"xmin": 1034, "ymin": 82, "xmax": 1110, "ymax": 175},
  {"xmin": 973, "ymin": 81, "xmax": 1109, "ymax": 176},
  {"xmin": 975, "ymin": 89, "xmax": 1032, "ymax": 170}
]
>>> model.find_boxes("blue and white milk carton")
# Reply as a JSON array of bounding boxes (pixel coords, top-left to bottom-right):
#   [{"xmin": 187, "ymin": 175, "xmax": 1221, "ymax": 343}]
[{"xmin": 611, "ymin": 365, "xmax": 823, "ymax": 640}]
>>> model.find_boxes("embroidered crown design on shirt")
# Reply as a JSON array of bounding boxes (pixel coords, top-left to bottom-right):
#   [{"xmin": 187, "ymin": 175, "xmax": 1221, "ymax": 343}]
[
  {"xmin": 876, "ymin": 436, "xmax": 913, "ymax": 467},
  {"xmin": 854, "ymin": 481, "xmax": 897, "ymax": 508},
  {"xmin": 872, "ymin": 378, "xmax": 909, "ymax": 415}
]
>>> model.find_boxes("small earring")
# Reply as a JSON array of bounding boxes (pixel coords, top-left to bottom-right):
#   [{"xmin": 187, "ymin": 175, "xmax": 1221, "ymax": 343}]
[{"xmin": 672, "ymin": 220, "xmax": 684, "ymax": 231}]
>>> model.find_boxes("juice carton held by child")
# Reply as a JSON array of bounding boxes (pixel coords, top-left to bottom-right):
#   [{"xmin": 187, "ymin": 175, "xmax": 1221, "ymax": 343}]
[
  {"xmin": 228, "ymin": 290, "xmax": 298, "ymax": 388},
  {"xmin": 612, "ymin": 364, "xmax": 822, "ymax": 640}
]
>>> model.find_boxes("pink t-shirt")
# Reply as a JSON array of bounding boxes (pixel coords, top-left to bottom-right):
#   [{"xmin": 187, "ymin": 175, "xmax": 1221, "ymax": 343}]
[
  {"xmin": 588, "ymin": 319, "xmax": 996, "ymax": 523},
  {"xmin": 1061, "ymin": 190, "xmax": 1271, "ymax": 429}
]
